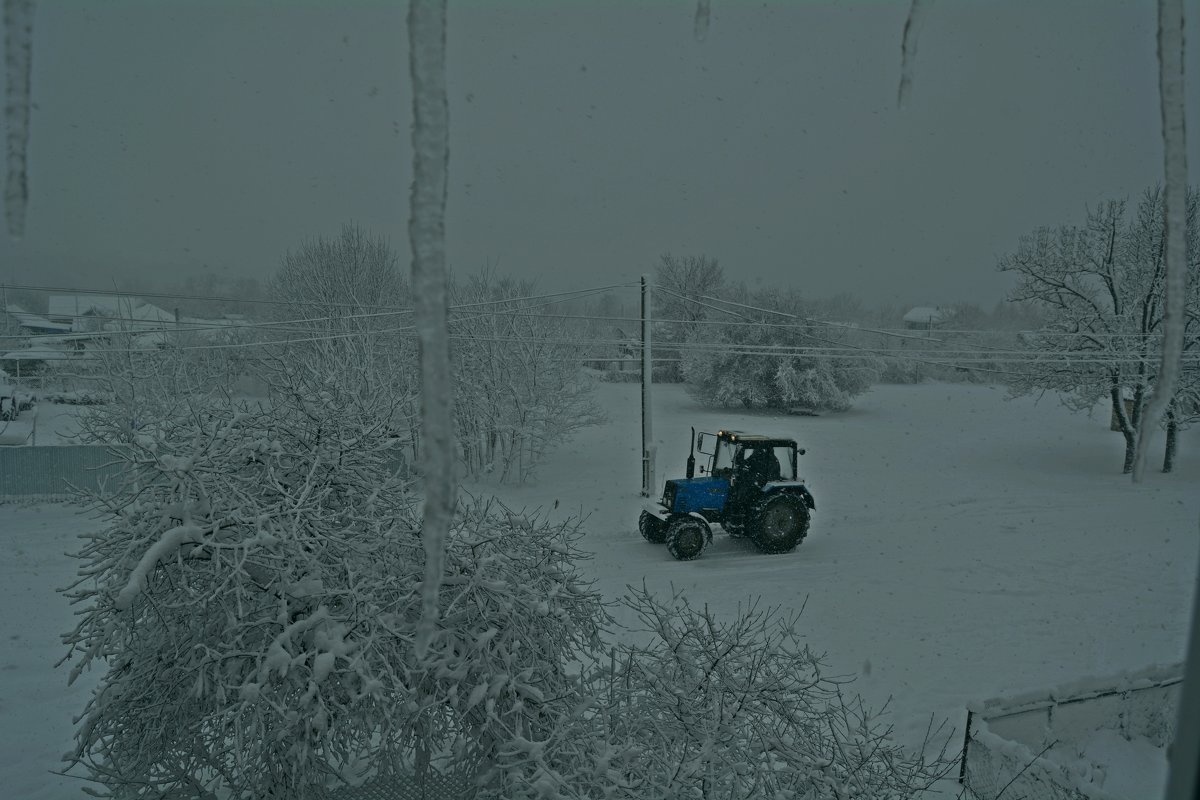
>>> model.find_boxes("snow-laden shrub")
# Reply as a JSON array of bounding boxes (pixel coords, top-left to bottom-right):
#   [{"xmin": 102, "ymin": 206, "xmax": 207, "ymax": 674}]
[
  {"xmin": 73, "ymin": 331, "xmax": 244, "ymax": 445},
  {"xmin": 682, "ymin": 289, "xmax": 881, "ymax": 412},
  {"xmin": 592, "ymin": 587, "xmax": 955, "ymax": 799},
  {"xmin": 59, "ymin": 386, "xmax": 606, "ymax": 799},
  {"xmin": 451, "ymin": 270, "xmax": 605, "ymax": 483}
]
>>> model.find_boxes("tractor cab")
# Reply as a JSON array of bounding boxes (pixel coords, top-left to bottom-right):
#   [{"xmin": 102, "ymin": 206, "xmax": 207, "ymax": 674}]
[
  {"xmin": 640, "ymin": 428, "xmax": 815, "ymax": 561},
  {"xmin": 700, "ymin": 430, "xmax": 799, "ymax": 484}
]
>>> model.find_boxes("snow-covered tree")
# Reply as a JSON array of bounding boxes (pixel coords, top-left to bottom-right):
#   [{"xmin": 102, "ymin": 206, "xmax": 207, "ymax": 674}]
[
  {"xmin": 683, "ymin": 287, "xmax": 881, "ymax": 412},
  {"xmin": 653, "ymin": 253, "xmax": 725, "ymax": 382},
  {"xmin": 999, "ymin": 186, "xmax": 1200, "ymax": 473},
  {"xmin": 267, "ymin": 223, "xmax": 421, "ymax": 469},
  {"xmin": 450, "ymin": 270, "xmax": 604, "ymax": 483}
]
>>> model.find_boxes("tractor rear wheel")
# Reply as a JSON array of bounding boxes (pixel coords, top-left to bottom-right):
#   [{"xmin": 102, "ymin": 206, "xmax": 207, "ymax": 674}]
[
  {"xmin": 639, "ymin": 510, "xmax": 667, "ymax": 543},
  {"xmin": 666, "ymin": 516, "xmax": 710, "ymax": 561},
  {"xmin": 751, "ymin": 494, "xmax": 809, "ymax": 554}
]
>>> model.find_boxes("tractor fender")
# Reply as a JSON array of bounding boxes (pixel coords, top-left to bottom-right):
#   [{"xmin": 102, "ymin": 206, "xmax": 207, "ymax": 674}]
[
  {"xmin": 642, "ymin": 503, "xmax": 671, "ymax": 523},
  {"xmin": 761, "ymin": 482, "xmax": 816, "ymax": 510}
]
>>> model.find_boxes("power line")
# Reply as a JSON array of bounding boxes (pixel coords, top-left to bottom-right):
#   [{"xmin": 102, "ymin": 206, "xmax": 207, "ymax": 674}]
[
  {"xmin": 657, "ymin": 286, "xmax": 1024, "ymax": 376},
  {"xmin": 0, "ymin": 280, "xmax": 638, "ymax": 315},
  {"xmin": 15, "ymin": 321, "xmax": 1199, "ymax": 367},
  {"xmin": 0, "ymin": 283, "xmax": 635, "ymax": 345},
  {"xmin": 3, "ymin": 281, "xmax": 1196, "ymax": 371}
]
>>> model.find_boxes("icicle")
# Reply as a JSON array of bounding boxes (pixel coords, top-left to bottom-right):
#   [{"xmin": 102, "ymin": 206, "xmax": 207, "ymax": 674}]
[
  {"xmin": 693, "ymin": 1, "xmax": 711, "ymax": 42},
  {"xmin": 407, "ymin": 0, "xmax": 454, "ymax": 660},
  {"xmin": 1133, "ymin": 0, "xmax": 1188, "ymax": 482},
  {"xmin": 4, "ymin": 0, "xmax": 34, "ymax": 238},
  {"xmin": 897, "ymin": 0, "xmax": 926, "ymax": 109}
]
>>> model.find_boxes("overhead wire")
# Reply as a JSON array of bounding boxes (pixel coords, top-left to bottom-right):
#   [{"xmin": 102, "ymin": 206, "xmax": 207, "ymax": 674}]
[
  {"xmin": 0, "ymin": 282, "xmax": 635, "ymax": 345},
  {"xmin": 3, "ymin": 280, "xmax": 1196, "ymax": 370},
  {"xmin": 656, "ymin": 286, "xmax": 1024, "ymax": 376},
  {"xmin": 0, "ymin": 280, "xmax": 638, "ymax": 317}
]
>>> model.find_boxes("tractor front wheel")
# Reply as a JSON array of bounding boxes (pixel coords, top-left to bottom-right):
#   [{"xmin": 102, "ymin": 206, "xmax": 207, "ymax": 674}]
[
  {"xmin": 751, "ymin": 494, "xmax": 809, "ymax": 554},
  {"xmin": 666, "ymin": 516, "xmax": 710, "ymax": 561},
  {"xmin": 639, "ymin": 510, "xmax": 667, "ymax": 544}
]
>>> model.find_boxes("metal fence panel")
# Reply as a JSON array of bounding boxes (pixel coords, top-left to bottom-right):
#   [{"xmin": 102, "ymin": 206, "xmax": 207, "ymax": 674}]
[{"xmin": 0, "ymin": 444, "xmax": 131, "ymax": 499}]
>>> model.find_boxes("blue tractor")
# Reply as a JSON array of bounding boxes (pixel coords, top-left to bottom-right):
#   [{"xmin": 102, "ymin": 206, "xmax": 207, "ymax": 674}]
[{"xmin": 639, "ymin": 429, "xmax": 815, "ymax": 560}]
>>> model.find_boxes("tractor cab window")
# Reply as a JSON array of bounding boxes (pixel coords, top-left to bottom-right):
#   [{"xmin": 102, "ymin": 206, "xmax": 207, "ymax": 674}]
[
  {"xmin": 772, "ymin": 446, "xmax": 795, "ymax": 481},
  {"xmin": 736, "ymin": 445, "xmax": 786, "ymax": 483},
  {"xmin": 729, "ymin": 443, "xmax": 777, "ymax": 482},
  {"xmin": 713, "ymin": 441, "xmax": 735, "ymax": 475}
]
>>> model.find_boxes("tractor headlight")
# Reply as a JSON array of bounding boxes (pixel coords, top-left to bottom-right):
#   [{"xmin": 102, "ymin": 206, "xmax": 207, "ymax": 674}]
[{"xmin": 662, "ymin": 484, "xmax": 676, "ymax": 511}]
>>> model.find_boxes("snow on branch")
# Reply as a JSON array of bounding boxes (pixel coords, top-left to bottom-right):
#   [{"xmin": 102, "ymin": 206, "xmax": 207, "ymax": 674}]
[{"xmin": 114, "ymin": 522, "xmax": 205, "ymax": 611}]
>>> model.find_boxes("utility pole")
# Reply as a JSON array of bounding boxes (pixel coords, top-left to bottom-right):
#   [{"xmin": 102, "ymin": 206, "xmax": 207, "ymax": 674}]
[{"xmin": 641, "ymin": 274, "xmax": 655, "ymax": 497}]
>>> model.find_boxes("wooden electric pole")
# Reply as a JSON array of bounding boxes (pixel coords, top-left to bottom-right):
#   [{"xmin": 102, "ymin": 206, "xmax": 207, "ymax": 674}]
[{"xmin": 641, "ymin": 275, "xmax": 655, "ymax": 497}]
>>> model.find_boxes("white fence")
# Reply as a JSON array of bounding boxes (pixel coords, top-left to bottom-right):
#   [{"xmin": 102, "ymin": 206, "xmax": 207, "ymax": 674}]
[
  {"xmin": 960, "ymin": 664, "xmax": 1182, "ymax": 800},
  {"xmin": 0, "ymin": 445, "xmax": 131, "ymax": 500}
]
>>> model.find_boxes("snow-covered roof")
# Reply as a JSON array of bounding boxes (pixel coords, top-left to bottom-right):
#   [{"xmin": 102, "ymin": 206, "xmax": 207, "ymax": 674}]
[
  {"xmin": 50, "ymin": 294, "xmax": 133, "ymax": 319},
  {"xmin": 5, "ymin": 305, "xmax": 73, "ymax": 333},
  {"xmin": 49, "ymin": 295, "xmax": 174, "ymax": 329},
  {"xmin": 0, "ymin": 345, "xmax": 92, "ymax": 361},
  {"xmin": 34, "ymin": 331, "xmax": 108, "ymax": 346},
  {"xmin": 902, "ymin": 306, "xmax": 949, "ymax": 325}
]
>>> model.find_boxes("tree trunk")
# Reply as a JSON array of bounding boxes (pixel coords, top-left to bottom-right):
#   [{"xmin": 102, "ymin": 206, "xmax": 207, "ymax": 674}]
[
  {"xmin": 1112, "ymin": 384, "xmax": 1138, "ymax": 474},
  {"xmin": 1163, "ymin": 409, "xmax": 1178, "ymax": 473}
]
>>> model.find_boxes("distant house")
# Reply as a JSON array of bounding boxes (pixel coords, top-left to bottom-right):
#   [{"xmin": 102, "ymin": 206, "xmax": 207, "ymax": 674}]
[
  {"xmin": 3, "ymin": 305, "xmax": 73, "ymax": 335},
  {"xmin": 48, "ymin": 295, "xmax": 175, "ymax": 332},
  {"xmin": 902, "ymin": 306, "xmax": 950, "ymax": 333}
]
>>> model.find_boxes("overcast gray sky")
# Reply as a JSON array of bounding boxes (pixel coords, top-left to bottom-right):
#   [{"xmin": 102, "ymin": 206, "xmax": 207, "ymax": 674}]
[{"xmin": 2, "ymin": 0, "xmax": 1198, "ymax": 307}]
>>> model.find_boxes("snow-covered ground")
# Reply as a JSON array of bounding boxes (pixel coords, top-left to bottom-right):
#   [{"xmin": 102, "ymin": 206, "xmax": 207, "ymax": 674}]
[
  {"xmin": 2, "ymin": 381, "xmax": 1197, "ymax": 797},
  {"xmin": 491, "ymin": 381, "xmax": 1200, "ymax": 786}
]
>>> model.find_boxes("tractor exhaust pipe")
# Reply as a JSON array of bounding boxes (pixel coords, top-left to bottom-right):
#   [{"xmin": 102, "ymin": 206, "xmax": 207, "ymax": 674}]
[{"xmin": 686, "ymin": 427, "xmax": 696, "ymax": 479}]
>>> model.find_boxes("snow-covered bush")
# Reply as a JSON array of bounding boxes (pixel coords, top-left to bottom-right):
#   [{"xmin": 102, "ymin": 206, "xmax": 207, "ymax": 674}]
[
  {"xmin": 267, "ymin": 231, "xmax": 602, "ymax": 484},
  {"xmin": 73, "ymin": 329, "xmax": 244, "ymax": 446},
  {"xmin": 592, "ymin": 587, "xmax": 955, "ymax": 799},
  {"xmin": 451, "ymin": 270, "xmax": 604, "ymax": 483},
  {"xmin": 267, "ymin": 223, "xmax": 422, "ymax": 470},
  {"xmin": 683, "ymin": 288, "xmax": 880, "ymax": 412},
  {"xmin": 59, "ymin": 382, "xmax": 606, "ymax": 799}
]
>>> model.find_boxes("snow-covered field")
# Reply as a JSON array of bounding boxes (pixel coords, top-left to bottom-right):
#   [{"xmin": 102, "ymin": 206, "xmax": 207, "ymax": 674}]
[{"xmin": 2, "ymin": 381, "xmax": 1197, "ymax": 797}]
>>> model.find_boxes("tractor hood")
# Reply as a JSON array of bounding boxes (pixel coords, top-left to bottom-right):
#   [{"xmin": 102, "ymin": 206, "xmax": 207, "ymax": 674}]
[{"xmin": 662, "ymin": 476, "xmax": 730, "ymax": 515}]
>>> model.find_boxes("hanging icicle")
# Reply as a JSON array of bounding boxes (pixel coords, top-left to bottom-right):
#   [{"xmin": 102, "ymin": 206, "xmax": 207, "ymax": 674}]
[
  {"xmin": 407, "ymin": 0, "xmax": 454, "ymax": 661},
  {"xmin": 4, "ymin": 0, "xmax": 34, "ymax": 238},
  {"xmin": 694, "ymin": 0, "xmax": 711, "ymax": 42},
  {"xmin": 1132, "ymin": 0, "xmax": 1188, "ymax": 482},
  {"xmin": 897, "ymin": 0, "xmax": 926, "ymax": 109}
]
